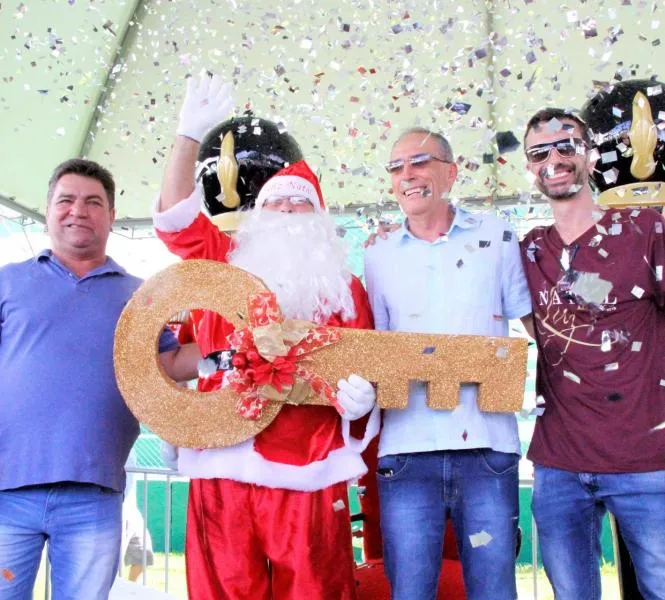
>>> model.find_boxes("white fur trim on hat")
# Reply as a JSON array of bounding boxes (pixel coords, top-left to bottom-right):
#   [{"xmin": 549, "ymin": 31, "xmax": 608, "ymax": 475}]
[{"xmin": 255, "ymin": 175, "xmax": 322, "ymax": 211}]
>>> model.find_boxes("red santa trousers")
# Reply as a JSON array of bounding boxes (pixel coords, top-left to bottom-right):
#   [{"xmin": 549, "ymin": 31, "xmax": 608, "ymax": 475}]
[{"xmin": 185, "ymin": 478, "xmax": 358, "ymax": 600}]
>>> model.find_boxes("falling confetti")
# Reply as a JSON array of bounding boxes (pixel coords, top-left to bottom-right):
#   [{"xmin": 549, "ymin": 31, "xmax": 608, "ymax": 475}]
[
  {"xmin": 496, "ymin": 131, "xmax": 520, "ymax": 154},
  {"xmin": 496, "ymin": 346, "xmax": 509, "ymax": 359},
  {"xmin": 545, "ymin": 117, "xmax": 563, "ymax": 133},
  {"xmin": 601, "ymin": 150, "xmax": 618, "ymax": 164},
  {"xmin": 563, "ymin": 371, "xmax": 581, "ymax": 384},
  {"xmin": 569, "ymin": 272, "xmax": 612, "ymax": 305},
  {"xmin": 3, "ymin": 0, "xmax": 665, "ymax": 227},
  {"xmin": 602, "ymin": 168, "xmax": 620, "ymax": 185},
  {"xmin": 530, "ymin": 395, "xmax": 546, "ymax": 417},
  {"xmin": 469, "ymin": 531, "xmax": 493, "ymax": 548},
  {"xmin": 2, "ymin": 569, "xmax": 14, "ymax": 582}
]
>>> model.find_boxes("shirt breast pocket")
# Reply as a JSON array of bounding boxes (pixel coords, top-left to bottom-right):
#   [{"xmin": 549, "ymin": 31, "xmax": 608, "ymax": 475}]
[
  {"xmin": 447, "ymin": 256, "xmax": 503, "ymax": 330},
  {"xmin": 382, "ymin": 268, "xmax": 430, "ymax": 327}
]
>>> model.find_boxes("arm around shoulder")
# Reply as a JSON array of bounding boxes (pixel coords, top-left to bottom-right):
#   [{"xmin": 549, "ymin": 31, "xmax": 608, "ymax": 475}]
[
  {"xmin": 500, "ymin": 224, "xmax": 533, "ymax": 320},
  {"xmin": 520, "ymin": 314, "xmax": 535, "ymax": 339},
  {"xmin": 345, "ymin": 276, "xmax": 374, "ymax": 330}
]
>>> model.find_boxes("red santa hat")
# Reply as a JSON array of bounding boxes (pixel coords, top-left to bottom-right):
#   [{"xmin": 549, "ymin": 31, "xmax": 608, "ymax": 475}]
[{"xmin": 255, "ymin": 160, "xmax": 325, "ymax": 211}]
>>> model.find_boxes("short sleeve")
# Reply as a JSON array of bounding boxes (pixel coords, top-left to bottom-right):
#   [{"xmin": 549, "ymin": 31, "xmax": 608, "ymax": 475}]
[{"xmin": 501, "ymin": 225, "xmax": 533, "ymax": 320}]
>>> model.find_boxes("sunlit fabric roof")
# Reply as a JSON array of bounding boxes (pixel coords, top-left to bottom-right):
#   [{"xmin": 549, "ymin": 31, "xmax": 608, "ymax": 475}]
[{"xmin": 1, "ymin": 1, "xmax": 659, "ymax": 224}]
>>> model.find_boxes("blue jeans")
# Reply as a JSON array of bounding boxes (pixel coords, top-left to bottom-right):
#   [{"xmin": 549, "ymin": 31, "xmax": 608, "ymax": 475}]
[
  {"xmin": 0, "ymin": 483, "xmax": 122, "ymax": 600},
  {"xmin": 378, "ymin": 449, "xmax": 519, "ymax": 600},
  {"xmin": 533, "ymin": 465, "xmax": 665, "ymax": 600}
]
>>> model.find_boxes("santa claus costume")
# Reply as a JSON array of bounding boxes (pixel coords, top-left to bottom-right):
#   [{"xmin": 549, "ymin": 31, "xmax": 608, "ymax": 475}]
[{"xmin": 154, "ymin": 160, "xmax": 378, "ymax": 600}]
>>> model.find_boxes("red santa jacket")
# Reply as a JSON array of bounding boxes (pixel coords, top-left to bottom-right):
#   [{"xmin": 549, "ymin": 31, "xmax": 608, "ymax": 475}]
[{"xmin": 156, "ymin": 210, "xmax": 377, "ymax": 491}]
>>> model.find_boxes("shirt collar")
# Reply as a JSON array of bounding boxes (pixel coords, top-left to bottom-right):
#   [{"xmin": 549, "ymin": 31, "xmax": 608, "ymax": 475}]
[
  {"xmin": 37, "ymin": 249, "xmax": 127, "ymax": 276},
  {"xmin": 397, "ymin": 205, "xmax": 482, "ymax": 243}
]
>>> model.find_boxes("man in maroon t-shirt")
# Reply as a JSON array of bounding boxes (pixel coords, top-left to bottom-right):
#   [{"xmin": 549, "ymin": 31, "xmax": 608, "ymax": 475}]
[{"xmin": 520, "ymin": 108, "xmax": 665, "ymax": 600}]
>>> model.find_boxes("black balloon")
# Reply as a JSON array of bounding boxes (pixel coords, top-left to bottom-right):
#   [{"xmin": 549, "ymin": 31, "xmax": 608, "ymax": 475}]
[
  {"xmin": 580, "ymin": 79, "xmax": 665, "ymax": 194},
  {"xmin": 196, "ymin": 113, "xmax": 303, "ymax": 216}
]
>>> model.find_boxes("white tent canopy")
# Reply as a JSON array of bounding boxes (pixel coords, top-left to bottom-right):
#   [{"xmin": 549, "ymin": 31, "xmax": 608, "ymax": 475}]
[{"xmin": 1, "ymin": 0, "xmax": 662, "ymax": 226}]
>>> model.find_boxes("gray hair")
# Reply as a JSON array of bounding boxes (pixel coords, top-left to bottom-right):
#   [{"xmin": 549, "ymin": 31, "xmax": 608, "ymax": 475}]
[{"xmin": 393, "ymin": 127, "xmax": 454, "ymax": 162}]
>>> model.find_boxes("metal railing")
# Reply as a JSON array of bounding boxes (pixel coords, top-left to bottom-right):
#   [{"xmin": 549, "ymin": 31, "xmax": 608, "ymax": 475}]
[
  {"xmin": 522, "ymin": 476, "xmax": 541, "ymax": 600},
  {"xmin": 129, "ymin": 467, "xmax": 177, "ymax": 592},
  {"xmin": 36, "ymin": 467, "xmax": 178, "ymax": 599},
  {"xmin": 38, "ymin": 471, "xmax": 546, "ymax": 599}
]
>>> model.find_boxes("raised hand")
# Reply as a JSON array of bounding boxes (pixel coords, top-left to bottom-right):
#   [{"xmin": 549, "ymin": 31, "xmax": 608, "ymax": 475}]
[{"xmin": 177, "ymin": 72, "xmax": 234, "ymax": 143}]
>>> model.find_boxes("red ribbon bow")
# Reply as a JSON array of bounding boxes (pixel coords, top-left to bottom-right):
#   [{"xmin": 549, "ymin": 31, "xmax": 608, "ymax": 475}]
[{"xmin": 226, "ymin": 292, "xmax": 341, "ymax": 420}]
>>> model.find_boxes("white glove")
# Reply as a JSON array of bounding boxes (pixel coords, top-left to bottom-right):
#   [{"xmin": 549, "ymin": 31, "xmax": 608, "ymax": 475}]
[
  {"xmin": 177, "ymin": 72, "xmax": 234, "ymax": 142},
  {"xmin": 336, "ymin": 374, "xmax": 376, "ymax": 421},
  {"xmin": 160, "ymin": 441, "xmax": 179, "ymax": 472}
]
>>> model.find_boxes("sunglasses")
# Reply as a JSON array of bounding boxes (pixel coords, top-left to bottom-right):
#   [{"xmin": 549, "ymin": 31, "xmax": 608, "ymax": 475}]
[
  {"xmin": 263, "ymin": 195, "xmax": 313, "ymax": 207},
  {"xmin": 385, "ymin": 153, "xmax": 452, "ymax": 174},
  {"xmin": 525, "ymin": 138, "xmax": 587, "ymax": 164}
]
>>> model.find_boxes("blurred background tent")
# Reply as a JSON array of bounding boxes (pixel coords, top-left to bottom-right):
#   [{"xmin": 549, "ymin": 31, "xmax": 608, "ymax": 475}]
[{"xmin": 1, "ymin": 0, "xmax": 662, "ymax": 234}]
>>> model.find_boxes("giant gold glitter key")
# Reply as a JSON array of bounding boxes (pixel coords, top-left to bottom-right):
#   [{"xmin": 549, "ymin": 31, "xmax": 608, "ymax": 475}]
[{"xmin": 114, "ymin": 260, "xmax": 528, "ymax": 448}]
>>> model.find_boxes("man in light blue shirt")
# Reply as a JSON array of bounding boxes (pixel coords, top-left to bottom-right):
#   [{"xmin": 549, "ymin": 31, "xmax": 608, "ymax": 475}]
[{"xmin": 364, "ymin": 128, "xmax": 532, "ymax": 600}]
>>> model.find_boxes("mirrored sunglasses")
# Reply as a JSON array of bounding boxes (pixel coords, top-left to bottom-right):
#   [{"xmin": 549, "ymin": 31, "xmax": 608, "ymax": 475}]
[
  {"xmin": 525, "ymin": 138, "xmax": 587, "ymax": 164},
  {"xmin": 263, "ymin": 194, "xmax": 313, "ymax": 207},
  {"xmin": 385, "ymin": 153, "xmax": 451, "ymax": 174}
]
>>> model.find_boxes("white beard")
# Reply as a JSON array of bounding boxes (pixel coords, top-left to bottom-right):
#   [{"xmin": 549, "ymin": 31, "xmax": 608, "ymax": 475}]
[{"xmin": 227, "ymin": 210, "xmax": 356, "ymax": 324}]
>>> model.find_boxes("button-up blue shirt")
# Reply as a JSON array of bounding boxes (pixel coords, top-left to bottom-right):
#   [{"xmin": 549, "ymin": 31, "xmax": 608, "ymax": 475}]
[{"xmin": 364, "ymin": 207, "xmax": 532, "ymax": 456}]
